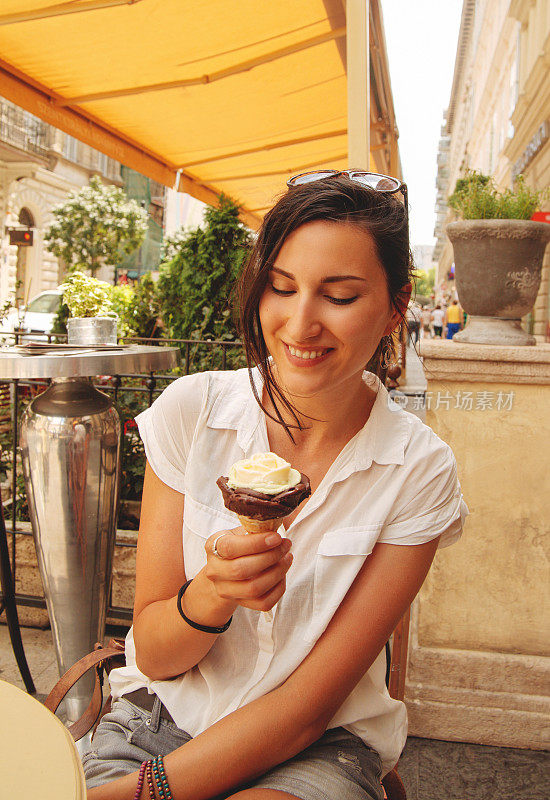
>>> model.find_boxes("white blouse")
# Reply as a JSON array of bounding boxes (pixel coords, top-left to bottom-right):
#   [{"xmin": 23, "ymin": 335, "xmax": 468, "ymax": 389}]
[{"xmin": 109, "ymin": 367, "xmax": 467, "ymax": 775}]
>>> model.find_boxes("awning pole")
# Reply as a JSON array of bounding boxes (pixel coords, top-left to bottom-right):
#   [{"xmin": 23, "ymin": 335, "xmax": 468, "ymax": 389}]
[{"xmin": 346, "ymin": 0, "xmax": 370, "ymax": 168}]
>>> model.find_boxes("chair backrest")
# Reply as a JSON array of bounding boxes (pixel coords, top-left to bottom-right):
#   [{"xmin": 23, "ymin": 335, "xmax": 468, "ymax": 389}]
[{"xmin": 386, "ymin": 607, "xmax": 411, "ymax": 702}]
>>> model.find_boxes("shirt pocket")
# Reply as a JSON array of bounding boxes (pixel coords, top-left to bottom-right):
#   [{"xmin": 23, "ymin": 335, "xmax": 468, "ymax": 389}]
[
  {"xmin": 183, "ymin": 493, "xmax": 238, "ymax": 578},
  {"xmin": 304, "ymin": 525, "xmax": 382, "ymax": 644}
]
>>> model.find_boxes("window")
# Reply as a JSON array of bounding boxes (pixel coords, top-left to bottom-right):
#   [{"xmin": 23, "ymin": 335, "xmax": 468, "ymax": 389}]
[
  {"xmin": 97, "ymin": 151, "xmax": 108, "ymax": 175},
  {"xmin": 26, "ymin": 293, "xmax": 62, "ymax": 314},
  {"xmin": 64, "ymin": 134, "xmax": 79, "ymax": 161}
]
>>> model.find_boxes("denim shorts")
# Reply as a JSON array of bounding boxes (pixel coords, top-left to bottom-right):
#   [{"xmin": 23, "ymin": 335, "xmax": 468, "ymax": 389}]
[{"xmin": 82, "ymin": 695, "xmax": 384, "ymax": 800}]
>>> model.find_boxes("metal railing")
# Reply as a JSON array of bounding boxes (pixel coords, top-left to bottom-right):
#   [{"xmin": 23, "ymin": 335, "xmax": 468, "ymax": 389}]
[
  {"xmin": 0, "ymin": 333, "xmax": 245, "ymax": 623},
  {"xmin": 0, "ymin": 98, "xmax": 51, "ymax": 157}
]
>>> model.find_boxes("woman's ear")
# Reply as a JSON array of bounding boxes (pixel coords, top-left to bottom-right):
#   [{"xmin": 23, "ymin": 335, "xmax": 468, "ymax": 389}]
[{"xmin": 384, "ymin": 282, "xmax": 412, "ymax": 335}]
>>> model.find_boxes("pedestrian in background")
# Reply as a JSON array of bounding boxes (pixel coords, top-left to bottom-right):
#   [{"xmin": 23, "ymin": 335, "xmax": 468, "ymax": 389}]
[
  {"xmin": 421, "ymin": 305, "xmax": 433, "ymax": 338},
  {"xmin": 432, "ymin": 304, "xmax": 445, "ymax": 337},
  {"xmin": 445, "ymin": 300, "xmax": 463, "ymax": 340},
  {"xmin": 406, "ymin": 301, "xmax": 421, "ymax": 346}
]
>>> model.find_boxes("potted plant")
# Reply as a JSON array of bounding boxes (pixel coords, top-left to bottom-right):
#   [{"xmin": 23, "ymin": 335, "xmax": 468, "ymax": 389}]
[
  {"xmin": 59, "ymin": 271, "xmax": 118, "ymax": 345},
  {"xmin": 446, "ymin": 171, "xmax": 550, "ymax": 345}
]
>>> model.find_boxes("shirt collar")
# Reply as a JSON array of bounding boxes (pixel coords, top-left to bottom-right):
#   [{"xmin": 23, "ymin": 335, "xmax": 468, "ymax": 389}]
[
  {"xmin": 207, "ymin": 367, "xmax": 408, "ymax": 469},
  {"xmin": 352, "ymin": 372, "xmax": 407, "ymax": 471},
  {"xmin": 207, "ymin": 367, "xmax": 263, "ymax": 452}
]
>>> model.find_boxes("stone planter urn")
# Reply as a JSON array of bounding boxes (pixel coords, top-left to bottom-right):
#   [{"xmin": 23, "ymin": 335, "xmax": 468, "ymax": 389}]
[{"xmin": 446, "ymin": 220, "xmax": 550, "ymax": 345}]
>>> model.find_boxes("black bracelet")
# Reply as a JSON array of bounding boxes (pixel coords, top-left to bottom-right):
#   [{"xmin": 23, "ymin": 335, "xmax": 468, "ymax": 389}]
[{"xmin": 176, "ymin": 579, "xmax": 232, "ymax": 634}]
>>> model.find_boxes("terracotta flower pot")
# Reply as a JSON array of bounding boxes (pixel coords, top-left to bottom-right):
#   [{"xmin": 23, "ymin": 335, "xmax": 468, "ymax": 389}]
[{"xmin": 446, "ymin": 219, "xmax": 550, "ymax": 345}]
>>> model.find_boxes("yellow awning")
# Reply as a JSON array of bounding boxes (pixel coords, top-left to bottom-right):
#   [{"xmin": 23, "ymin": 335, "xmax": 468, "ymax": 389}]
[{"xmin": 0, "ymin": 0, "xmax": 399, "ymax": 229}]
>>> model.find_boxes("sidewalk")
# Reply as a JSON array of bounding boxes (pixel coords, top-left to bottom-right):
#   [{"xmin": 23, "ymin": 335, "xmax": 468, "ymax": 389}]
[
  {"xmin": 400, "ymin": 337, "xmax": 428, "ymax": 394},
  {"xmin": 1, "ymin": 625, "xmax": 548, "ymax": 800}
]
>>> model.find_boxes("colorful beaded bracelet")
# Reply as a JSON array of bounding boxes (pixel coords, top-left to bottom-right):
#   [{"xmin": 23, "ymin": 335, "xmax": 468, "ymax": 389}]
[
  {"xmin": 152, "ymin": 754, "xmax": 174, "ymax": 800},
  {"xmin": 133, "ymin": 761, "xmax": 147, "ymax": 800},
  {"xmin": 145, "ymin": 760, "xmax": 156, "ymax": 800}
]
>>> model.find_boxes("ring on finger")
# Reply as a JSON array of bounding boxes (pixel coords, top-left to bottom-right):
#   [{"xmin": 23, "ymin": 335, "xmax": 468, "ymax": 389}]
[{"xmin": 211, "ymin": 532, "xmax": 230, "ymax": 559}]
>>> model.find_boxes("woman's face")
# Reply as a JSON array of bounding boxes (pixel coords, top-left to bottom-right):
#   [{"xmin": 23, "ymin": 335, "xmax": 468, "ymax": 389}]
[{"xmin": 259, "ymin": 220, "xmax": 404, "ymax": 401}]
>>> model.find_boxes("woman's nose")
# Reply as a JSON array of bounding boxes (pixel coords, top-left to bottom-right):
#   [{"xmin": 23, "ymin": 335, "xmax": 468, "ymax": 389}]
[{"xmin": 284, "ymin": 295, "xmax": 322, "ymax": 341}]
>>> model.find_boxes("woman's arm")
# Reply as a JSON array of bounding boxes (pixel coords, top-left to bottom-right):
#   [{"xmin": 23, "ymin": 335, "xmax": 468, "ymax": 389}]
[
  {"xmin": 133, "ymin": 463, "xmax": 293, "ymax": 680},
  {"xmin": 132, "ymin": 463, "xmax": 233, "ymax": 679},
  {"xmin": 91, "ymin": 533, "xmax": 441, "ymax": 800}
]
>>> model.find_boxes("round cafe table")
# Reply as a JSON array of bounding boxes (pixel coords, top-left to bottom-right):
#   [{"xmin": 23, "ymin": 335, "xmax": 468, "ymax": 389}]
[
  {"xmin": 1, "ymin": 678, "xmax": 87, "ymax": 798},
  {"xmin": 0, "ymin": 344, "xmax": 179, "ymax": 726}
]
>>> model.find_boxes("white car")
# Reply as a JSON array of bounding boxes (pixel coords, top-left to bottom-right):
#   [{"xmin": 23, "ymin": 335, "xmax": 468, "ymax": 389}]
[{"xmin": 0, "ymin": 289, "xmax": 63, "ymax": 338}]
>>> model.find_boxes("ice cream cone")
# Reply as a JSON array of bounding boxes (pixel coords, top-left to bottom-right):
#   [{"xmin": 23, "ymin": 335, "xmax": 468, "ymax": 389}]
[{"xmin": 237, "ymin": 514, "xmax": 285, "ymax": 534}]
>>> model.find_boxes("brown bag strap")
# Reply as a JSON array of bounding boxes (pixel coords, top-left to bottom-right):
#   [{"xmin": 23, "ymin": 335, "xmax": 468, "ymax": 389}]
[{"xmin": 44, "ymin": 638, "xmax": 125, "ymax": 742}]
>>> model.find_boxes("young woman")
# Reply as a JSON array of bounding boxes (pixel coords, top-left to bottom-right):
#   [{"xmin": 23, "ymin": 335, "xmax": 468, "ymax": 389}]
[{"xmin": 84, "ymin": 172, "xmax": 467, "ymax": 800}]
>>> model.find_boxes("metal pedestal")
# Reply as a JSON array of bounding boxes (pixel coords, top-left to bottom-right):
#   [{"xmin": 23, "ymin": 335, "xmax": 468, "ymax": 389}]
[{"xmin": 20, "ymin": 378, "xmax": 120, "ymax": 723}]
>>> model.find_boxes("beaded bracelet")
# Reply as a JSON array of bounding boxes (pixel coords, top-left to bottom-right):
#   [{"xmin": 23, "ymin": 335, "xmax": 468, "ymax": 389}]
[
  {"xmin": 133, "ymin": 761, "xmax": 147, "ymax": 800},
  {"xmin": 152, "ymin": 754, "xmax": 174, "ymax": 800},
  {"xmin": 145, "ymin": 760, "xmax": 156, "ymax": 800}
]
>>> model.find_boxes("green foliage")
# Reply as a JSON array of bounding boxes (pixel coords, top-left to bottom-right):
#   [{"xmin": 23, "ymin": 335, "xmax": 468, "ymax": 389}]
[
  {"xmin": 414, "ymin": 267, "xmax": 435, "ymax": 298},
  {"xmin": 112, "ymin": 377, "xmax": 172, "ymax": 502},
  {"xmin": 125, "ymin": 273, "xmax": 162, "ymax": 339},
  {"xmin": 448, "ymin": 170, "xmax": 547, "ymax": 220},
  {"xmin": 44, "ymin": 175, "xmax": 148, "ymax": 275},
  {"xmin": 51, "ymin": 300, "xmax": 69, "ymax": 336},
  {"xmin": 114, "ymin": 387, "xmax": 149, "ymax": 501},
  {"xmin": 54, "ymin": 272, "xmax": 163, "ymax": 339},
  {"xmin": 59, "ymin": 271, "xmax": 115, "ymax": 318},
  {"xmin": 157, "ymin": 194, "xmax": 251, "ymax": 371},
  {"xmin": 109, "ymin": 285, "xmax": 135, "ymax": 338},
  {"xmin": 160, "ymin": 228, "xmax": 189, "ymax": 263}
]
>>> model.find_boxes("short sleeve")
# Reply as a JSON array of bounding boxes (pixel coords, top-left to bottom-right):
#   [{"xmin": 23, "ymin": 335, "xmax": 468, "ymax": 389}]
[
  {"xmin": 379, "ymin": 434, "xmax": 468, "ymax": 549},
  {"xmin": 135, "ymin": 372, "xmax": 209, "ymax": 493}
]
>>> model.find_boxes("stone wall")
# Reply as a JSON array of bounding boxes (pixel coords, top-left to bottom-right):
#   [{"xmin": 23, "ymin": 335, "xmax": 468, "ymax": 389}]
[{"xmin": 409, "ymin": 340, "xmax": 550, "ymax": 750}]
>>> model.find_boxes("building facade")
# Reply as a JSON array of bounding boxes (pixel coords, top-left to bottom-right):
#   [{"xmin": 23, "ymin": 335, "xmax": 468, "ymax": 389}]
[
  {"xmin": 433, "ymin": 0, "xmax": 550, "ymax": 339},
  {"xmin": 0, "ymin": 97, "xmax": 173, "ymax": 305},
  {"xmin": 0, "ymin": 97, "xmax": 123, "ymax": 305}
]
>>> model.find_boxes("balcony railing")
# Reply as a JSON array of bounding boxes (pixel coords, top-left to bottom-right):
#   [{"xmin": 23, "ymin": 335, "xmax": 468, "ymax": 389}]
[{"xmin": 0, "ymin": 99, "xmax": 51, "ymax": 157}]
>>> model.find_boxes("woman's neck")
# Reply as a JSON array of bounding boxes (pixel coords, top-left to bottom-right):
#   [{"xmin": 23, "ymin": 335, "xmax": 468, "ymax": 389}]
[{"xmin": 263, "ymin": 369, "xmax": 377, "ymax": 451}]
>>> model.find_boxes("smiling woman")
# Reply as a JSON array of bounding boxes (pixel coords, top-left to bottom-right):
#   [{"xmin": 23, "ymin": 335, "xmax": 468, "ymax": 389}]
[
  {"xmin": 84, "ymin": 174, "xmax": 467, "ymax": 800},
  {"xmin": 260, "ymin": 222, "xmax": 399, "ymax": 403},
  {"xmin": 239, "ymin": 176, "xmax": 412, "ymax": 440}
]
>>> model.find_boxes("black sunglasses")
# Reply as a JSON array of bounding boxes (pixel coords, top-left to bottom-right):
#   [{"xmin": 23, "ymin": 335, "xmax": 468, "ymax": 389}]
[{"xmin": 287, "ymin": 169, "xmax": 408, "ymax": 227}]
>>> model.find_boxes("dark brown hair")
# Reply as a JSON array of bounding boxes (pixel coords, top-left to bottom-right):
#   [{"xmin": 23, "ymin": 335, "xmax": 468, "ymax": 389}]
[{"xmin": 237, "ymin": 175, "xmax": 412, "ymax": 438}]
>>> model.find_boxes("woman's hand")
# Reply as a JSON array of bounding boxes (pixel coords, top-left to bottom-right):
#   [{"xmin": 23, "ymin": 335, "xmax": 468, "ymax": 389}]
[{"xmin": 204, "ymin": 527, "xmax": 293, "ymax": 612}]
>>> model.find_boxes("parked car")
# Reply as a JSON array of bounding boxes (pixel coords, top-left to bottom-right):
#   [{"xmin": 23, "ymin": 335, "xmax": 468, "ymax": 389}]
[{"xmin": 0, "ymin": 289, "xmax": 62, "ymax": 337}]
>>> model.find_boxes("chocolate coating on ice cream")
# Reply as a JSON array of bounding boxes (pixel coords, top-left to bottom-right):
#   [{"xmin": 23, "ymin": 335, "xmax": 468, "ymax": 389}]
[{"xmin": 217, "ymin": 474, "xmax": 311, "ymax": 520}]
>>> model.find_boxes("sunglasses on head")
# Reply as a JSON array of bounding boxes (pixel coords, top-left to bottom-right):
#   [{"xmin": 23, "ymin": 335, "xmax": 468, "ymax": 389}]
[{"xmin": 286, "ymin": 169, "xmax": 408, "ymax": 226}]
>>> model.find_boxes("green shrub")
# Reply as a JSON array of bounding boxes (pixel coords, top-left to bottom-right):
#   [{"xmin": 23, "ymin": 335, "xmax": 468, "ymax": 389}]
[
  {"xmin": 126, "ymin": 273, "xmax": 162, "ymax": 339},
  {"xmin": 448, "ymin": 171, "xmax": 547, "ymax": 220},
  {"xmin": 157, "ymin": 194, "xmax": 251, "ymax": 371}
]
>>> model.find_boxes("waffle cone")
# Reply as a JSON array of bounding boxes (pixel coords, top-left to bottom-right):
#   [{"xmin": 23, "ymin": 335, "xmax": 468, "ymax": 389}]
[{"xmin": 237, "ymin": 514, "xmax": 285, "ymax": 534}]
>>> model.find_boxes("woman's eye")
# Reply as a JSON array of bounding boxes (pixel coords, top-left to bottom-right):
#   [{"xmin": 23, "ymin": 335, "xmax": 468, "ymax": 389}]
[
  {"xmin": 270, "ymin": 285, "xmax": 294, "ymax": 296},
  {"xmin": 326, "ymin": 295, "xmax": 359, "ymax": 305}
]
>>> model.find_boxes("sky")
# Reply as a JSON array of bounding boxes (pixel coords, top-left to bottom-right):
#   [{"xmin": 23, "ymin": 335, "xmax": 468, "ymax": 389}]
[{"xmin": 380, "ymin": 0, "xmax": 464, "ymax": 247}]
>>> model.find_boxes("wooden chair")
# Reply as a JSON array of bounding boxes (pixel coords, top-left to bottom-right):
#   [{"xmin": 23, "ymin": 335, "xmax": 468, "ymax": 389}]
[{"xmin": 45, "ymin": 610, "xmax": 410, "ymax": 800}]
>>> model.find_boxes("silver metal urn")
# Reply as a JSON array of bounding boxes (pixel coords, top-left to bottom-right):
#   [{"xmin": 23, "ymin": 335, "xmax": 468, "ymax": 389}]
[
  {"xmin": 20, "ymin": 377, "xmax": 121, "ymax": 724},
  {"xmin": 67, "ymin": 316, "xmax": 118, "ymax": 346}
]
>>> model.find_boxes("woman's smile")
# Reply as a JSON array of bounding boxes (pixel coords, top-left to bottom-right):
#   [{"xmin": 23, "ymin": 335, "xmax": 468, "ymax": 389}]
[{"xmin": 283, "ymin": 342, "xmax": 334, "ymax": 366}]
